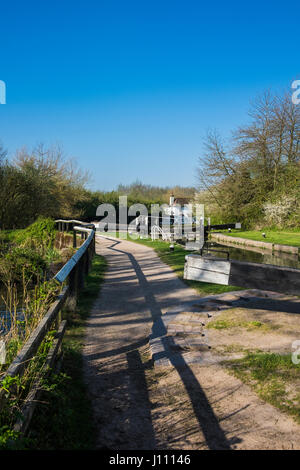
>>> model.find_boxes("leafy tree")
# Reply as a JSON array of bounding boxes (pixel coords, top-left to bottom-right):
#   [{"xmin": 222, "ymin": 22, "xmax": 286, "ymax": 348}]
[{"xmin": 196, "ymin": 88, "xmax": 300, "ymax": 228}]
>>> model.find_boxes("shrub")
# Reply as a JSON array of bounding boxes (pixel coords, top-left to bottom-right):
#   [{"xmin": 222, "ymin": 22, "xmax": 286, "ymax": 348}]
[
  {"xmin": 263, "ymin": 195, "xmax": 299, "ymax": 228},
  {"xmin": 13, "ymin": 217, "xmax": 56, "ymax": 254},
  {"xmin": 0, "ymin": 246, "xmax": 47, "ymax": 284}
]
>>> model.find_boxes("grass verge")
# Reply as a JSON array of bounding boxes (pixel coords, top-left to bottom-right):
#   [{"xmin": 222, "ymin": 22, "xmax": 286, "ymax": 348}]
[
  {"xmin": 207, "ymin": 318, "xmax": 268, "ymax": 331},
  {"xmin": 215, "ymin": 229, "xmax": 300, "ymax": 247},
  {"xmin": 225, "ymin": 352, "xmax": 300, "ymax": 424},
  {"xmin": 206, "ymin": 309, "xmax": 279, "ymax": 332},
  {"xmin": 27, "ymin": 254, "xmax": 107, "ymax": 449}
]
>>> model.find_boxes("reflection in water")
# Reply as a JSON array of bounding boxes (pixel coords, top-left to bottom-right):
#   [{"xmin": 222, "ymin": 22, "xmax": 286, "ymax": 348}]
[
  {"xmin": 207, "ymin": 242, "xmax": 300, "ymax": 269},
  {"xmin": 0, "ymin": 286, "xmax": 25, "ymax": 336},
  {"xmin": 0, "ymin": 308, "xmax": 25, "ymax": 336}
]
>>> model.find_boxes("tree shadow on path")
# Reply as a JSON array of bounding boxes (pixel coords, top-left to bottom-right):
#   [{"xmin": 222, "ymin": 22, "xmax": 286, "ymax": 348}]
[{"xmin": 107, "ymin": 238, "xmax": 236, "ymax": 450}]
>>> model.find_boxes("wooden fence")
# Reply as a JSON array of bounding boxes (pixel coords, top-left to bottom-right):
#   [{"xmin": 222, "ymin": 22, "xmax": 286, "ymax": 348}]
[
  {"xmin": 0, "ymin": 220, "xmax": 96, "ymax": 435},
  {"xmin": 54, "ymin": 220, "xmax": 96, "ymax": 310}
]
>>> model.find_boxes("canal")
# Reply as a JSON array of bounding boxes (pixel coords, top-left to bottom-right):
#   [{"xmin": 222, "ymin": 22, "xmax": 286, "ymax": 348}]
[{"xmin": 0, "ymin": 287, "xmax": 25, "ymax": 337}]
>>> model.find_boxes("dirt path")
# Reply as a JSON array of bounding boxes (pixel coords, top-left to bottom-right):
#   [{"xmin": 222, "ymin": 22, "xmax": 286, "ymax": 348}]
[{"xmin": 82, "ymin": 236, "xmax": 300, "ymax": 450}]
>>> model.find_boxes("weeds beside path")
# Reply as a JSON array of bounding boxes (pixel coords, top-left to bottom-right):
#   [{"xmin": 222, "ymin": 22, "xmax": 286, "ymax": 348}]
[{"xmin": 226, "ymin": 352, "xmax": 300, "ymax": 425}]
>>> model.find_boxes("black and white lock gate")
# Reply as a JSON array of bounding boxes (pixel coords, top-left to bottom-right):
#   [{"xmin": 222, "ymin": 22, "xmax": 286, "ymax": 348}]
[{"xmin": 184, "ymin": 254, "xmax": 300, "ymax": 297}]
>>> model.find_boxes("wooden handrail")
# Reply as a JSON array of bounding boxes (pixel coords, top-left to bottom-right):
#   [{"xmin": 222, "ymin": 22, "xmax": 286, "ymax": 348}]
[
  {"xmin": 0, "ymin": 219, "xmax": 97, "ymax": 434},
  {"xmin": 54, "ymin": 226, "xmax": 95, "ymax": 283},
  {"xmin": 55, "ymin": 219, "xmax": 95, "ymax": 230},
  {"xmin": 55, "ymin": 219, "xmax": 94, "ymax": 226},
  {"xmin": 2, "ymin": 287, "xmax": 69, "ymax": 380}
]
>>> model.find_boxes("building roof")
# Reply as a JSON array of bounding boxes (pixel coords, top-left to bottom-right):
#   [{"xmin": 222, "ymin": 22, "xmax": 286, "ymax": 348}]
[{"xmin": 173, "ymin": 197, "xmax": 191, "ymax": 206}]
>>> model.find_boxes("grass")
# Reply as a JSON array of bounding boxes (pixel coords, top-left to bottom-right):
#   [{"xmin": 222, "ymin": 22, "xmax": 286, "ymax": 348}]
[
  {"xmin": 206, "ymin": 309, "xmax": 279, "ymax": 332},
  {"xmin": 207, "ymin": 318, "xmax": 266, "ymax": 330},
  {"xmin": 0, "ymin": 230, "xmax": 20, "ymax": 244},
  {"xmin": 100, "ymin": 231, "xmax": 241, "ymax": 296},
  {"xmin": 27, "ymin": 254, "xmax": 107, "ymax": 449},
  {"xmin": 226, "ymin": 352, "xmax": 300, "ymax": 424},
  {"xmin": 141, "ymin": 239, "xmax": 242, "ymax": 296},
  {"xmin": 215, "ymin": 229, "xmax": 300, "ymax": 247}
]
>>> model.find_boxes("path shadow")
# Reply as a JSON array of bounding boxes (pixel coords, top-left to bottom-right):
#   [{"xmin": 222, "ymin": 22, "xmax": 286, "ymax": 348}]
[
  {"xmin": 86, "ymin": 337, "xmax": 149, "ymax": 361},
  {"xmin": 232, "ymin": 297, "xmax": 300, "ymax": 314},
  {"xmin": 106, "ymin": 238, "xmax": 235, "ymax": 450},
  {"xmin": 127, "ymin": 350, "xmax": 156, "ymax": 449}
]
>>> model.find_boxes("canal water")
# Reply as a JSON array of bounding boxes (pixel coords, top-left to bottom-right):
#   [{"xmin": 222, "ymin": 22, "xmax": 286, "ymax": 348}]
[
  {"xmin": 0, "ymin": 288, "xmax": 25, "ymax": 336},
  {"xmin": 0, "ymin": 307, "xmax": 25, "ymax": 336},
  {"xmin": 207, "ymin": 241, "xmax": 300, "ymax": 269}
]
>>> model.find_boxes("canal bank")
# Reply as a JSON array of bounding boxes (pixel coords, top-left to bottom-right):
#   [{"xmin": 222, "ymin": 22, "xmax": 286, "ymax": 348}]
[
  {"xmin": 211, "ymin": 232, "xmax": 299, "ymax": 255},
  {"xmin": 207, "ymin": 240, "xmax": 300, "ymax": 270}
]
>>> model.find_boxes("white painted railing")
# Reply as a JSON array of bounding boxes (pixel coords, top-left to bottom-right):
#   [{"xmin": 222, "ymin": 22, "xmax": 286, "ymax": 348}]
[{"xmin": 151, "ymin": 225, "xmax": 172, "ymax": 241}]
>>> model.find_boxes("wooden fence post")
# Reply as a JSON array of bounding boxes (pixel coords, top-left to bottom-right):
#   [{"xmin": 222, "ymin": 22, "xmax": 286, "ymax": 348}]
[
  {"xmin": 73, "ymin": 230, "xmax": 77, "ymax": 248},
  {"xmin": 78, "ymin": 257, "xmax": 85, "ymax": 291},
  {"xmin": 85, "ymin": 249, "xmax": 90, "ymax": 275},
  {"xmin": 67, "ymin": 265, "xmax": 79, "ymax": 312}
]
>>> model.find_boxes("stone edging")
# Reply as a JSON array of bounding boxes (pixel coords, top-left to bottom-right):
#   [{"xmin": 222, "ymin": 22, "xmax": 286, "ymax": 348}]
[{"xmin": 211, "ymin": 233, "xmax": 299, "ymax": 255}]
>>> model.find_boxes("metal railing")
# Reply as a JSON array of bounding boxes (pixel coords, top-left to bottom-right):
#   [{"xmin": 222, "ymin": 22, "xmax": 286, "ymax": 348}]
[{"xmin": 150, "ymin": 225, "xmax": 172, "ymax": 241}]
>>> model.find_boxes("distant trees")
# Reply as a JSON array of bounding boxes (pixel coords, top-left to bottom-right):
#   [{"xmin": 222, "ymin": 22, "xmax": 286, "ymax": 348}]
[
  {"xmin": 117, "ymin": 181, "xmax": 195, "ymax": 205},
  {"xmin": 0, "ymin": 144, "xmax": 24, "ymax": 229},
  {"xmin": 0, "ymin": 143, "xmax": 196, "ymax": 229},
  {"xmin": 0, "ymin": 144, "xmax": 90, "ymax": 229},
  {"xmin": 197, "ymin": 89, "xmax": 300, "ymax": 227},
  {"xmin": 75, "ymin": 183, "xmax": 196, "ymax": 223}
]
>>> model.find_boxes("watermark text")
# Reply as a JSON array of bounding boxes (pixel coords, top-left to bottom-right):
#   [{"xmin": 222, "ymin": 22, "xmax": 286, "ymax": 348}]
[
  {"xmin": 0, "ymin": 80, "xmax": 6, "ymax": 104},
  {"xmin": 292, "ymin": 80, "xmax": 300, "ymax": 105}
]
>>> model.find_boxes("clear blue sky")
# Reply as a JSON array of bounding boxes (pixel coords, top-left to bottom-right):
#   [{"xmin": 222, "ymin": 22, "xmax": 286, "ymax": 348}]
[{"xmin": 0, "ymin": 0, "xmax": 299, "ymax": 190}]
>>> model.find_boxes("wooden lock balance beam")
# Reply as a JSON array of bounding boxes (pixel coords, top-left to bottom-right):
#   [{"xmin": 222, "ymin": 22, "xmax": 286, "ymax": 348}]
[{"xmin": 184, "ymin": 254, "xmax": 300, "ymax": 296}]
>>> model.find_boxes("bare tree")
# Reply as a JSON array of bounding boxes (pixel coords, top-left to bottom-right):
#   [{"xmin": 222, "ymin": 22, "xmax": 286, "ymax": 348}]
[
  {"xmin": 197, "ymin": 130, "xmax": 236, "ymax": 207},
  {"xmin": 196, "ymin": 88, "xmax": 300, "ymax": 226}
]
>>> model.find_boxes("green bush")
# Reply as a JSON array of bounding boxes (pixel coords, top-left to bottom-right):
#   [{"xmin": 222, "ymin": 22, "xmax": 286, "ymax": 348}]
[
  {"xmin": 14, "ymin": 218, "xmax": 56, "ymax": 253},
  {"xmin": 0, "ymin": 246, "xmax": 47, "ymax": 284}
]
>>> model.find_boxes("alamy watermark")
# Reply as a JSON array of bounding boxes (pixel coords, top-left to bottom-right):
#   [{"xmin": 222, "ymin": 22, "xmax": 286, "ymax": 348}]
[
  {"xmin": 292, "ymin": 80, "xmax": 300, "ymax": 105},
  {"xmin": 292, "ymin": 340, "xmax": 300, "ymax": 365},
  {"xmin": 0, "ymin": 80, "xmax": 6, "ymax": 104},
  {"xmin": 95, "ymin": 196, "xmax": 205, "ymax": 243},
  {"xmin": 0, "ymin": 340, "xmax": 6, "ymax": 365}
]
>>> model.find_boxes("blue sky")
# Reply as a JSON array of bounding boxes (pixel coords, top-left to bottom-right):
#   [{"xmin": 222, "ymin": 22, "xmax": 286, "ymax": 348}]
[{"xmin": 0, "ymin": 0, "xmax": 299, "ymax": 190}]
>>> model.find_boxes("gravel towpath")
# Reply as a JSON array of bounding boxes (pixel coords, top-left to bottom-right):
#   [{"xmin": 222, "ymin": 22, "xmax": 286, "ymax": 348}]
[{"xmin": 82, "ymin": 236, "xmax": 300, "ymax": 450}]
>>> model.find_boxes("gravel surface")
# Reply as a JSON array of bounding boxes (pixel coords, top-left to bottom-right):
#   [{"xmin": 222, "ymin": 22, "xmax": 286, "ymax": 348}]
[{"xmin": 82, "ymin": 236, "xmax": 300, "ymax": 450}]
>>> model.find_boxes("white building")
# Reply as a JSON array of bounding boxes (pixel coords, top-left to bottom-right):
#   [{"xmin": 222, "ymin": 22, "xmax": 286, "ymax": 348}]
[{"xmin": 163, "ymin": 194, "xmax": 193, "ymax": 224}]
